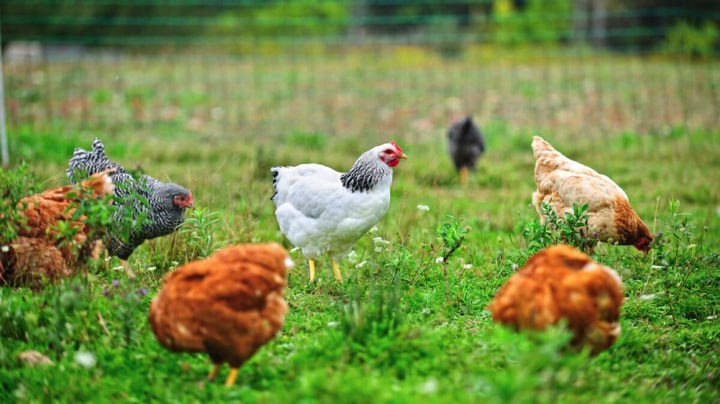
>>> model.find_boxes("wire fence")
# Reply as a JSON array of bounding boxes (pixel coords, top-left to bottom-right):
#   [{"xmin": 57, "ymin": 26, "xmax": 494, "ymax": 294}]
[{"xmin": 1, "ymin": 0, "xmax": 719, "ymax": 153}]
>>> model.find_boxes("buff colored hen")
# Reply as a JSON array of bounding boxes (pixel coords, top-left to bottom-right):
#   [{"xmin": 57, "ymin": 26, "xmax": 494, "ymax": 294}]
[
  {"xmin": 488, "ymin": 245, "xmax": 624, "ymax": 355},
  {"xmin": 532, "ymin": 136, "xmax": 653, "ymax": 252},
  {"xmin": 148, "ymin": 242, "xmax": 292, "ymax": 387}
]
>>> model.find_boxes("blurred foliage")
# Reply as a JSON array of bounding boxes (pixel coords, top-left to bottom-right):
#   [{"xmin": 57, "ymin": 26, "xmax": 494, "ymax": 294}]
[
  {"xmin": 662, "ymin": 20, "xmax": 719, "ymax": 60},
  {"xmin": 208, "ymin": 0, "xmax": 350, "ymax": 55},
  {"xmin": 1, "ymin": 0, "xmax": 718, "ymax": 54},
  {"xmin": 0, "ymin": 162, "xmax": 37, "ymax": 244},
  {"xmin": 491, "ymin": 0, "xmax": 573, "ymax": 46}
]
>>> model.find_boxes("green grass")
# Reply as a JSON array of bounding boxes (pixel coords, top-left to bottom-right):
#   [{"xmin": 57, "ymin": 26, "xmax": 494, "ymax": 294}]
[{"xmin": 1, "ymin": 49, "xmax": 719, "ymax": 403}]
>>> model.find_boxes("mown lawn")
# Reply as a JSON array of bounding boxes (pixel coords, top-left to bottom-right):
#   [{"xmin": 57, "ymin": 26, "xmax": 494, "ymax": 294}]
[{"xmin": 1, "ymin": 49, "xmax": 719, "ymax": 403}]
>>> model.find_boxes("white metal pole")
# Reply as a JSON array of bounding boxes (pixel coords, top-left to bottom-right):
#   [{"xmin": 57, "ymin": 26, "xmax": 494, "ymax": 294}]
[{"xmin": 0, "ymin": 25, "xmax": 9, "ymax": 167}]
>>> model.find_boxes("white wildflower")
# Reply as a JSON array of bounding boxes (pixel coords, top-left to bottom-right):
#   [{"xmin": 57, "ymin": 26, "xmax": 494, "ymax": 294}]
[
  {"xmin": 74, "ymin": 351, "xmax": 96, "ymax": 369},
  {"xmin": 419, "ymin": 378, "xmax": 438, "ymax": 394},
  {"xmin": 435, "ymin": 257, "xmax": 444, "ymax": 264},
  {"xmin": 1, "ymin": 245, "xmax": 8, "ymax": 252},
  {"xmin": 369, "ymin": 225, "xmax": 379, "ymax": 233},
  {"xmin": 463, "ymin": 264, "xmax": 472, "ymax": 269},
  {"xmin": 355, "ymin": 260, "xmax": 367, "ymax": 269},
  {"xmin": 347, "ymin": 250, "xmax": 359, "ymax": 264},
  {"xmin": 511, "ymin": 263, "xmax": 519, "ymax": 271},
  {"xmin": 416, "ymin": 204, "xmax": 430, "ymax": 212},
  {"xmin": 372, "ymin": 237, "xmax": 389, "ymax": 245},
  {"xmin": 290, "ymin": 247, "xmax": 300, "ymax": 253},
  {"xmin": 651, "ymin": 265, "xmax": 665, "ymax": 269},
  {"xmin": 639, "ymin": 294, "xmax": 657, "ymax": 301},
  {"xmin": 327, "ymin": 321, "xmax": 338, "ymax": 328}
]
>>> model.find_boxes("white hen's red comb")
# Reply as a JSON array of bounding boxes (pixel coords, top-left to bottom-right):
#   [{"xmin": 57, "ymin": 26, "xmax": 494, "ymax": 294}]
[{"xmin": 390, "ymin": 141, "xmax": 403, "ymax": 153}]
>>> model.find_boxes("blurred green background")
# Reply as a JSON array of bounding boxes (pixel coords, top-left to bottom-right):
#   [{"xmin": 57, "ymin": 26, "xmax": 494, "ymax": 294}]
[{"xmin": 1, "ymin": 0, "xmax": 719, "ymax": 152}]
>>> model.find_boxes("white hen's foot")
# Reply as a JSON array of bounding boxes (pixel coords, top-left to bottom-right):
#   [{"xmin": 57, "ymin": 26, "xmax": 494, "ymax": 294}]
[
  {"xmin": 308, "ymin": 259, "xmax": 317, "ymax": 282},
  {"xmin": 331, "ymin": 260, "xmax": 343, "ymax": 283}
]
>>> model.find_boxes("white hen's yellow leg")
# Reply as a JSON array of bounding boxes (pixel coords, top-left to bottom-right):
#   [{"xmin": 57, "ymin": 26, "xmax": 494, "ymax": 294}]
[
  {"xmin": 459, "ymin": 166, "xmax": 469, "ymax": 188},
  {"xmin": 331, "ymin": 260, "xmax": 343, "ymax": 283},
  {"xmin": 207, "ymin": 364, "xmax": 221, "ymax": 381},
  {"xmin": 308, "ymin": 259, "xmax": 316, "ymax": 282},
  {"xmin": 224, "ymin": 368, "xmax": 239, "ymax": 387}
]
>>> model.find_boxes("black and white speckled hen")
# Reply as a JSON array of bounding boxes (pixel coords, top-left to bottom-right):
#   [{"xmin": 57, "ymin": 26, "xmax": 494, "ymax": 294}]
[
  {"xmin": 66, "ymin": 138, "xmax": 194, "ymax": 271},
  {"xmin": 447, "ymin": 115, "xmax": 485, "ymax": 187}
]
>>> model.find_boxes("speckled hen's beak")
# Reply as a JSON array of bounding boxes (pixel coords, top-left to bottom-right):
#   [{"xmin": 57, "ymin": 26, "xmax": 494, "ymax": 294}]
[{"xmin": 399, "ymin": 153, "xmax": 408, "ymax": 159}]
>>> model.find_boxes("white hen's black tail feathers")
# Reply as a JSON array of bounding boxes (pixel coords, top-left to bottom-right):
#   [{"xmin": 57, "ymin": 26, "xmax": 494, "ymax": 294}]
[{"xmin": 270, "ymin": 167, "xmax": 283, "ymax": 201}]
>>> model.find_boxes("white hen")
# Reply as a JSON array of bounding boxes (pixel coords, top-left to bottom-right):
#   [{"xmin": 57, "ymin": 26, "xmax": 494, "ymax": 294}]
[{"xmin": 271, "ymin": 142, "xmax": 407, "ymax": 282}]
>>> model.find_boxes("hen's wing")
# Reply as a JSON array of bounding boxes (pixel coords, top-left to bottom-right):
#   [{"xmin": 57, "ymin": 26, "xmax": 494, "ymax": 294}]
[
  {"xmin": 533, "ymin": 170, "xmax": 624, "ymax": 217},
  {"xmin": 271, "ymin": 164, "xmax": 341, "ymax": 205}
]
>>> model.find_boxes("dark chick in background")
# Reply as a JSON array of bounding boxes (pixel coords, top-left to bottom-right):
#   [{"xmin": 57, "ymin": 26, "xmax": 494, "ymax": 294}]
[{"xmin": 447, "ymin": 115, "xmax": 485, "ymax": 187}]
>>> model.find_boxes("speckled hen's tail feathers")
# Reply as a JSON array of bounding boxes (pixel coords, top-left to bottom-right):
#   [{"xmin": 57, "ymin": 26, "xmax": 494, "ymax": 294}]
[{"xmin": 67, "ymin": 138, "xmax": 126, "ymax": 184}]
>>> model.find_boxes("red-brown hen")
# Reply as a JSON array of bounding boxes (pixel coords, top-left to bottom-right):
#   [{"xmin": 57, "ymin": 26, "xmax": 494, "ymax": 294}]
[
  {"xmin": 148, "ymin": 242, "xmax": 292, "ymax": 387},
  {"xmin": 488, "ymin": 245, "xmax": 624, "ymax": 355}
]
